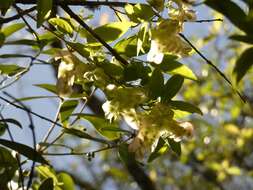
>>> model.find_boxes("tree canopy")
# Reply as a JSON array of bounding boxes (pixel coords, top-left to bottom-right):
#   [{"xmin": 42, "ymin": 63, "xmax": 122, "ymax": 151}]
[{"xmin": 0, "ymin": 0, "xmax": 253, "ymax": 190}]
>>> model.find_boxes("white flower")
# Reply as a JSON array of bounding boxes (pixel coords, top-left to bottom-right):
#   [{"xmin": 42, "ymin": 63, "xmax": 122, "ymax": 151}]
[{"xmin": 147, "ymin": 40, "xmax": 164, "ymax": 64}]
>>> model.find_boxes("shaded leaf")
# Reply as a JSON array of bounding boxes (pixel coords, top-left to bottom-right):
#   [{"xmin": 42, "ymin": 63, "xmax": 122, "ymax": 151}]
[
  {"xmin": 63, "ymin": 127, "xmax": 108, "ymax": 144},
  {"xmin": 0, "ymin": 0, "xmax": 14, "ymax": 15},
  {"xmin": 14, "ymin": 95, "xmax": 58, "ymax": 102},
  {"xmin": 148, "ymin": 137, "xmax": 169, "ymax": 162},
  {"xmin": 147, "ymin": 68, "xmax": 164, "ymax": 99},
  {"xmin": 88, "ymin": 22, "xmax": 132, "ymax": 45},
  {"xmin": 78, "ymin": 114, "xmax": 120, "ymax": 140},
  {"xmin": 170, "ymin": 100, "xmax": 203, "ymax": 115},
  {"xmin": 0, "ymin": 118, "xmax": 22, "ymax": 129},
  {"xmin": 0, "ymin": 64, "xmax": 26, "ymax": 76},
  {"xmin": 165, "ymin": 138, "xmax": 181, "ymax": 156},
  {"xmin": 0, "ymin": 123, "xmax": 6, "ymax": 136},
  {"xmin": 59, "ymin": 100, "xmax": 78, "ymax": 125},
  {"xmin": 36, "ymin": 166, "xmax": 58, "ymax": 182},
  {"xmin": 118, "ymin": 143, "xmax": 136, "ymax": 164},
  {"xmin": 205, "ymin": 0, "xmax": 253, "ymax": 34},
  {"xmin": 37, "ymin": 0, "xmax": 53, "ymax": 28},
  {"xmin": 123, "ymin": 61, "xmax": 150, "ymax": 82},
  {"xmin": 34, "ymin": 84, "xmax": 57, "ymax": 94},
  {"xmin": 0, "ymin": 139, "xmax": 48, "ymax": 164},
  {"xmin": 0, "ymin": 147, "xmax": 18, "ymax": 185},
  {"xmin": 162, "ymin": 75, "xmax": 184, "ymax": 101},
  {"xmin": 114, "ymin": 35, "xmax": 150, "ymax": 57},
  {"xmin": 233, "ymin": 47, "xmax": 253, "ymax": 83},
  {"xmin": 0, "ymin": 32, "xmax": 5, "ymax": 47},
  {"xmin": 230, "ymin": 34, "xmax": 253, "ymax": 44},
  {"xmin": 39, "ymin": 178, "xmax": 54, "ymax": 190},
  {"xmin": 125, "ymin": 3, "xmax": 154, "ymax": 23},
  {"xmin": 159, "ymin": 55, "xmax": 197, "ymax": 80}
]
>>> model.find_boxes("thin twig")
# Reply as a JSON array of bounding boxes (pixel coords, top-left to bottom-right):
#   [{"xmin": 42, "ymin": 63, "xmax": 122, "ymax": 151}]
[
  {"xmin": 179, "ymin": 33, "xmax": 246, "ymax": 103},
  {"xmin": 40, "ymin": 100, "xmax": 62, "ymax": 147},
  {"xmin": 0, "ymin": 114, "xmax": 25, "ymax": 190},
  {"xmin": 0, "ymin": 6, "xmax": 36, "ymax": 25},
  {"xmin": 15, "ymin": 0, "xmax": 133, "ymax": 7},
  {"xmin": 61, "ymin": 4, "xmax": 129, "ymax": 65},
  {"xmin": 186, "ymin": 18, "xmax": 223, "ymax": 23},
  {"xmin": 3, "ymin": 92, "xmax": 37, "ymax": 190},
  {"xmin": 0, "ymin": 94, "xmax": 64, "ymax": 128}
]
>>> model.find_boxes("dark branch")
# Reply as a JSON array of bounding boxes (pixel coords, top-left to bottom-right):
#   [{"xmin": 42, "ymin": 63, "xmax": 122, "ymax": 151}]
[
  {"xmin": 179, "ymin": 33, "xmax": 246, "ymax": 103},
  {"xmin": 15, "ymin": 0, "xmax": 132, "ymax": 7},
  {"xmin": 60, "ymin": 4, "xmax": 129, "ymax": 65},
  {"xmin": 0, "ymin": 6, "xmax": 36, "ymax": 25}
]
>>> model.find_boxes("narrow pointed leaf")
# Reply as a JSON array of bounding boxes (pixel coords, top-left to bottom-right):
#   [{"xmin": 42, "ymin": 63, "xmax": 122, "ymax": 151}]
[
  {"xmin": 233, "ymin": 47, "xmax": 253, "ymax": 83},
  {"xmin": 0, "ymin": 139, "xmax": 48, "ymax": 164}
]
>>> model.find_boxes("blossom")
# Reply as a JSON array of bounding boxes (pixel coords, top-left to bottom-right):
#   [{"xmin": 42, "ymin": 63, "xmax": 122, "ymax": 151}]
[
  {"xmin": 147, "ymin": 19, "xmax": 192, "ymax": 64},
  {"xmin": 128, "ymin": 103, "xmax": 194, "ymax": 159}
]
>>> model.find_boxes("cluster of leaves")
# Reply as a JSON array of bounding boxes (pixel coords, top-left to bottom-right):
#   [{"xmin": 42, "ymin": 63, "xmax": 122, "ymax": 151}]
[
  {"xmin": 206, "ymin": 0, "xmax": 253, "ymax": 83},
  {"xmin": 0, "ymin": 0, "xmax": 252, "ymax": 190}
]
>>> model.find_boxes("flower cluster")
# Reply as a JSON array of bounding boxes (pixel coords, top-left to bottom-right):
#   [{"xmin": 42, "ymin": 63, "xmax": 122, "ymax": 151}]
[
  {"xmin": 55, "ymin": 50, "xmax": 110, "ymax": 97},
  {"xmin": 102, "ymin": 88, "xmax": 194, "ymax": 159},
  {"xmin": 127, "ymin": 103, "xmax": 194, "ymax": 159},
  {"xmin": 147, "ymin": 0, "xmax": 196, "ymax": 64}
]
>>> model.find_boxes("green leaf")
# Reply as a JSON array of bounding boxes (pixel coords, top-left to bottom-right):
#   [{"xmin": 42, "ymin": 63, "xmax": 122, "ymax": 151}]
[
  {"xmin": 1, "ymin": 23, "xmax": 26, "ymax": 37},
  {"xmin": 4, "ymin": 39, "xmax": 39, "ymax": 46},
  {"xmin": 165, "ymin": 138, "xmax": 181, "ymax": 156},
  {"xmin": 63, "ymin": 127, "xmax": 108, "ymax": 144},
  {"xmin": 48, "ymin": 18, "xmax": 73, "ymax": 36},
  {"xmin": 162, "ymin": 75, "xmax": 184, "ymax": 101},
  {"xmin": 0, "ymin": 123, "xmax": 6, "ymax": 136},
  {"xmin": 0, "ymin": 147, "xmax": 18, "ymax": 186},
  {"xmin": 57, "ymin": 172, "xmax": 75, "ymax": 190},
  {"xmin": 159, "ymin": 55, "xmax": 197, "ymax": 80},
  {"xmin": 39, "ymin": 178, "xmax": 54, "ymax": 190},
  {"xmin": 205, "ymin": 0, "xmax": 253, "ymax": 34},
  {"xmin": 13, "ymin": 95, "xmax": 58, "ymax": 102},
  {"xmin": 125, "ymin": 3, "xmax": 154, "ymax": 23},
  {"xmin": 148, "ymin": 137, "xmax": 169, "ymax": 162},
  {"xmin": 36, "ymin": 166, "xmax": 58, "ymax": 182},
  {"xmin": 147, "ymin": 68, "xmax": 164, "ymax": 99},
  {"xmin": 66, "ymin": 42, "xmax": 90, "ymax": 58},
  {"xmin": 0, "ymin": 139, "xmax": 48, "ymax": 164},
  {"xmin": 0, "ymin": 32, "xmax": 5, "ymax": 47},
  {"xmin": 0, "ymin": 118, "xmax": 22, "ymax": 129},
  {"xmin": 0, "ymin": 54, "xmax": 31, "ymax": 59},
  {"xmin": 123, "ymin": 61, "xmax": 150, "ymax": 82},
  {"xmin": 233, "ymin": 47, "xmax": 253, "ymax": 83},
  {"xmin": 230, "ymin": 34, "xmax": 253, "ymax": 44},
  {"xmin": 87, "ymin": 22, "xmax": 132, "ymax": 45},
  {"xmin": 37, "ymin": 0, "xmax": 53, "ymax": 28},
  {"xmin": 78, "ymin": 114, "xmax": 120, "ymax": 140},
  {"xmin": 170, "ymin": 100, "xmax": 203, "ymax": 115},
  {"xmin": 0, "ymin": 0, "xmax": 14, "ymax": 15},
  {"xmin": 114, "ymin": 35, "xmax": 150, "ymax": 57},
  {"xmin": 0, "ymin": 64, "xmax": 26, "ymax": 76},
  {"xmin": 118, "ymin": 143, "xmax": 136, "ymax": 164},
  {"xmin": 34, "ymin": 84, "xmax": 57, "ymax": 94},
  {"xmin": 59, "ymin": 100, "xmax": 78, "ymax": 125}
]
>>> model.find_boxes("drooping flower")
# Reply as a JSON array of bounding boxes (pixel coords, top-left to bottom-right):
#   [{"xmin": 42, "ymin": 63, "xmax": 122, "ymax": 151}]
[
  {"xmin": 128, "ymin": 103, "xmax": 194, "ymax": 159},
  {"xmin": 147, "ymin": 19, "xmax": 192, "ymax": 64}
]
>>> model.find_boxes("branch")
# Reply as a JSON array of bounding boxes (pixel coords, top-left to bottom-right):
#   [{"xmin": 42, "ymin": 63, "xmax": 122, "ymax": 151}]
[
  {"xmin": 179, "ymin": 33, "xmax": 246, "ymax": 103},
  {"xmin": 0, "ymin": 93, "xmax": 63, "ymax": 128},
  {"xmin": 60, "ymin": 4, "xmax": 129, "ymax": 65},
  {"xmin": 0, "ymin": 6, "xmax": 36, "ymax": 25},
  {"xmin": 15, "ymin": 0, "xmax": 132, "ymax": 7}
]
